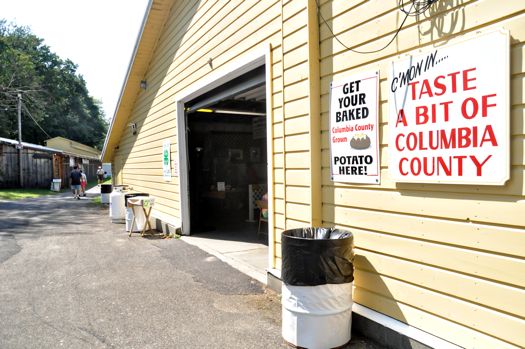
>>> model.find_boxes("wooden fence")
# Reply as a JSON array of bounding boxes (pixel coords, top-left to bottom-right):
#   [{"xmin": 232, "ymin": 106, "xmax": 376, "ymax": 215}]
[{"xmin": 0, "ymin": 144, "xmax": 53, "ymax": 188}]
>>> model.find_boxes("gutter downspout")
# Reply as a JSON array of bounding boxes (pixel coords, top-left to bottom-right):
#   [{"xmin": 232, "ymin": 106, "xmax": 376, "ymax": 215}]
[{"xmin": 307, "ymin": 0, "xmax": 321, "ymax": 227}]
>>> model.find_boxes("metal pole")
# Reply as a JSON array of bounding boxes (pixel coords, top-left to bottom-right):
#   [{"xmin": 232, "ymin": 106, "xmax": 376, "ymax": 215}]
[{"xmin": 17, "ymin": 93, "xmax": 23, "ymax": 188}]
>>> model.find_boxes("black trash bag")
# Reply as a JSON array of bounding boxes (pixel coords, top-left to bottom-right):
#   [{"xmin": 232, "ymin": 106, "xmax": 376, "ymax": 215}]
[
  {"xmin": 100, "ymin": 184, "xmax": 113, "ymax": 194},
  {"xmin": 281, "ymin": 227, "xmax": 354, "ymax": 286}
]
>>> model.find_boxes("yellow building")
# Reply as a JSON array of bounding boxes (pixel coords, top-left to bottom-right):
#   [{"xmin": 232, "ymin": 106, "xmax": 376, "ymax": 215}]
[
  {"xmin": 45, "ymin": 136, "xmax": 102, "ymax": 183},
  {"xmin": 45, "ymin": 136, "xmax": 101, "ymax": 159},
  {"xmin": 102, "ymin": 1, "xmax": 525, "ymax": 347}
]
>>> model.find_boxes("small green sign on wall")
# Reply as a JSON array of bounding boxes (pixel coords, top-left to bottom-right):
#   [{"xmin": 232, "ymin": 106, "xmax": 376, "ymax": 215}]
[{"xmin": 162, "ymin": 139, "xmax": 171, "ymax": 181}]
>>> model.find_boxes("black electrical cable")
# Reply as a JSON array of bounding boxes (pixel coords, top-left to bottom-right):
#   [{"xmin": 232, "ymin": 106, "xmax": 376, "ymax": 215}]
[
  {"xmin": 317, "ymin": 0, "xmax": 437, "ymax": 54},
  {"xmin": 400, "ymin": 0, "xmax": 439, "ymax": 16},
  {"xmin": 22, "ymin": 102, "xmax": 52, "ymax": 139}
]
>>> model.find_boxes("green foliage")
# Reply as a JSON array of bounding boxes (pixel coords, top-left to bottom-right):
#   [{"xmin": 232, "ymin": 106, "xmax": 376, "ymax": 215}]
[{"xmin": 0, "ymin": 20, "xmax": 108, "ymax": 148}]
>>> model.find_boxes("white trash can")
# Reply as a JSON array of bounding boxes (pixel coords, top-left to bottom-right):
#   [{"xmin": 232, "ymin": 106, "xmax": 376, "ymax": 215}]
[
  {"xmin": 282, "ymin": 283, "xmax": 353, "ymax": 349},
  {"xmin": 50, "ymin": 179, "xmax": 61, "ymax": 192},
  {"xmin": 281, "ymin": 228, "xmax": 354, "ymax": 349},
  {"xmin": 100, "ymin": 184, "xmax": 112, "ymax": 204}
]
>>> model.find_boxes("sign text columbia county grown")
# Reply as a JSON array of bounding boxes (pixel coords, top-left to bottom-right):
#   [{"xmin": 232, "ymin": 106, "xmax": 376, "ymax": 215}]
[
  {"xmin": 330, "ymin": 71, "xmax": 380, "ymax": 184},
  {"xmin": 389, "ymin": 30, "xmax": 509, "ymax": 185}
]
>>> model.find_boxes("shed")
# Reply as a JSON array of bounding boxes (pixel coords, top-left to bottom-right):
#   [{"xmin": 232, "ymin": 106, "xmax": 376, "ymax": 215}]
[
  {"xmin": 0, "ymin": 137, "xmax": 60, "ymax": 188},
  {"xmin": 0, "ymin": 137, "xmax": 102, "ymax": 189}
]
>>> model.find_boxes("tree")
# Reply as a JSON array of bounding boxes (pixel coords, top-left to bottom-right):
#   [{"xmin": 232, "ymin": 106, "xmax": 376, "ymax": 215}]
[{"xmin": 0, "ymin": 20, "xmax": 108, "ymax": 148}]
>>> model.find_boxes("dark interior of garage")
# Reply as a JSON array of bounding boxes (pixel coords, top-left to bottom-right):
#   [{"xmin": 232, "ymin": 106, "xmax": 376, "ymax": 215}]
[{"xmin": 185, "ymin": 66, "xmax": 268, "ymax": 239}]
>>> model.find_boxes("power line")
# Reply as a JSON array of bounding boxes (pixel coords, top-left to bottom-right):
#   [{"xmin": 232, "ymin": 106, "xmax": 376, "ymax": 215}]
[
  {"xmin": 316, "ymin": 0, "xmax": 437, "ymax": 54},
  {"xmin": 400, "ymin": 0, "xmax": 439, "ymax": 16},
  {"xmin": 22, "ymin": 102, "xmax": 52, "ymax": 139}
]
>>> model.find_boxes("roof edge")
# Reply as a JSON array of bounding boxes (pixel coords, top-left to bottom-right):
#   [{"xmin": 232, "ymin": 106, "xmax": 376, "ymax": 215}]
[{"xmin": 0, "ymin": 137, "xmax": 99, "ymax": 160}]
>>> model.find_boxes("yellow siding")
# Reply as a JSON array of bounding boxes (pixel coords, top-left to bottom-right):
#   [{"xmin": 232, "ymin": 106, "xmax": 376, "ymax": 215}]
[
  {"xmin": 319, "ymin": 1, "xmax": 525, "ymax": 348},
  {"xmin": 109, "ymin": 0, "xmax": 525, "ymax": 347},
  {"xmin": 114, "ymin": 0, "xmax": 284, "ymax": 226},
  {"xmin": 276, "ymin": 0, "xmax": 320, "ymax": 233}
]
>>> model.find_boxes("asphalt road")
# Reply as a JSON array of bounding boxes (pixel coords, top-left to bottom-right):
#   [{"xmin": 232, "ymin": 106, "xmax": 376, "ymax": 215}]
[{"xmin": 0, "ymin": 190, "xmax": 382, "ymax": 349}]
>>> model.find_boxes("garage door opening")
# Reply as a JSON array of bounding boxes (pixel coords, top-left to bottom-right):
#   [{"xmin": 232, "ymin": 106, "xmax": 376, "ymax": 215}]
[{"xmin": 183, "ymin": 66, "xmax": 268, "ymax": 244}]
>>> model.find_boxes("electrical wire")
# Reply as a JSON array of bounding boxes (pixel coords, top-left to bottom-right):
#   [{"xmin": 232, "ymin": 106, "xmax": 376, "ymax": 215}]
[
  {"xmin": 400, "ymin": 0, "xmax": 438, "ymax": 16},
  {"xmin": 317, "ymin": 0, "xmax": 437, "ymax": 54},
  {"xmin": 22, "ymin": 102, "xmax": 52, "ymax": 139}
]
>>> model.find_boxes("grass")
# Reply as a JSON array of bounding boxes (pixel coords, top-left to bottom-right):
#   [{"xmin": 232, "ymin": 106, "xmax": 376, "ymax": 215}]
[
  {"xmin": 0, "ymin": 177, "xmax": 113, "ymax": 202},
  {"xmin": 0, "ymin": 188, "xmax": 59, "ymax": 200}
]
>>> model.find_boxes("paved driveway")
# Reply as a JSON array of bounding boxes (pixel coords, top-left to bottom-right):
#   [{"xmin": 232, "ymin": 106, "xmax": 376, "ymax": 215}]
[
  {"xmin": 0, "ymin": 192, "xmax": 286, "ymax": 348},
  {"xmin": 0, "ymin": 191, "xmax": 381, "ymax": 349}
]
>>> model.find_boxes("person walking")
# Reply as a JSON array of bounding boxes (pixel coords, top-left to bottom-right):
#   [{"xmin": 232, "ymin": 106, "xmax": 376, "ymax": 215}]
[
  {"xmin": 96, "ymin": 166, "xmax": 105, "ymax": 186},
  {"xmin": 80, "ymin": 170, "xmax": 87, "ymax": 197},
  {"xmin": 70, "ymin": 165, "xmax": 82, "ymax": 200}
]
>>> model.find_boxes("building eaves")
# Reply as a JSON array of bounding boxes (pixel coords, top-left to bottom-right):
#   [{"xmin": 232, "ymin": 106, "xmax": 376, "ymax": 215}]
[{"xmin": 101, "ymin": 0, "xmax": 174, "ymax": 162}]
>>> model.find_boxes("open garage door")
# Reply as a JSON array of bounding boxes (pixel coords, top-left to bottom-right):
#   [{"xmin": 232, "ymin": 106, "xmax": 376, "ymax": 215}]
[{"xmin": 183, "ymin": 66, "xmax": 268, "ymax": 243}]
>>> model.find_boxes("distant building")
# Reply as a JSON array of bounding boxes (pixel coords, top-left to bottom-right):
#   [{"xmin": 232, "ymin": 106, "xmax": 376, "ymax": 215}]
[
  {"xmin": 45, "ymin": 136, "xmax": 101, "ymax": 158},
  {"xmin": 44, "ymin": 137, "xmax": 102, "ymax": 184}
]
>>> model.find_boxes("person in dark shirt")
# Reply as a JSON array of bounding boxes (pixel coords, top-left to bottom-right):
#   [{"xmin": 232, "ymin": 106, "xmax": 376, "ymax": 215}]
[
  {"xmin": 70, "ymin": 165, "xmax": 82, "ymax": 200},
  {"xmin": 96, "ymin": 166, "xmax": 105, "ymax": 185}
]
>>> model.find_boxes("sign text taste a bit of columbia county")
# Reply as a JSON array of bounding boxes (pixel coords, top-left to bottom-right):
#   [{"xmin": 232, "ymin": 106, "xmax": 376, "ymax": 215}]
[{"xmin": 389, "ymin": 29, "xmax": 509, "ymax": 185}]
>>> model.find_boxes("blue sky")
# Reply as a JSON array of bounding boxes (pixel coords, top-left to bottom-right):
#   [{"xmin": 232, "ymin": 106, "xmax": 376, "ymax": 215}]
[{"xmin": 0, "ymin": 0, "xmax": 150, "ymax": 120}]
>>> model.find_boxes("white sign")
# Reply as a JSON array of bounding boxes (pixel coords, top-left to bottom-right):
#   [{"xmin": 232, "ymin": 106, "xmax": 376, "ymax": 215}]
[
  {"xmin": 329, "ymin": 70, "xmax": 380, "ymax": 184},
  {"xmin": 389, "ymin": 30, "xmax": 509, "ymax": 185},
  {"xmin": 162, "ymin": 140, "xmax": 171, "ymax": 181}
]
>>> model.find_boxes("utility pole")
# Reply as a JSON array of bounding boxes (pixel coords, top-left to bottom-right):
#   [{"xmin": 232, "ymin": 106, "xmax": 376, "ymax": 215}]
[{"xmin": 17, "ymin": 92, "xmax": 23, "ymax": 188}]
